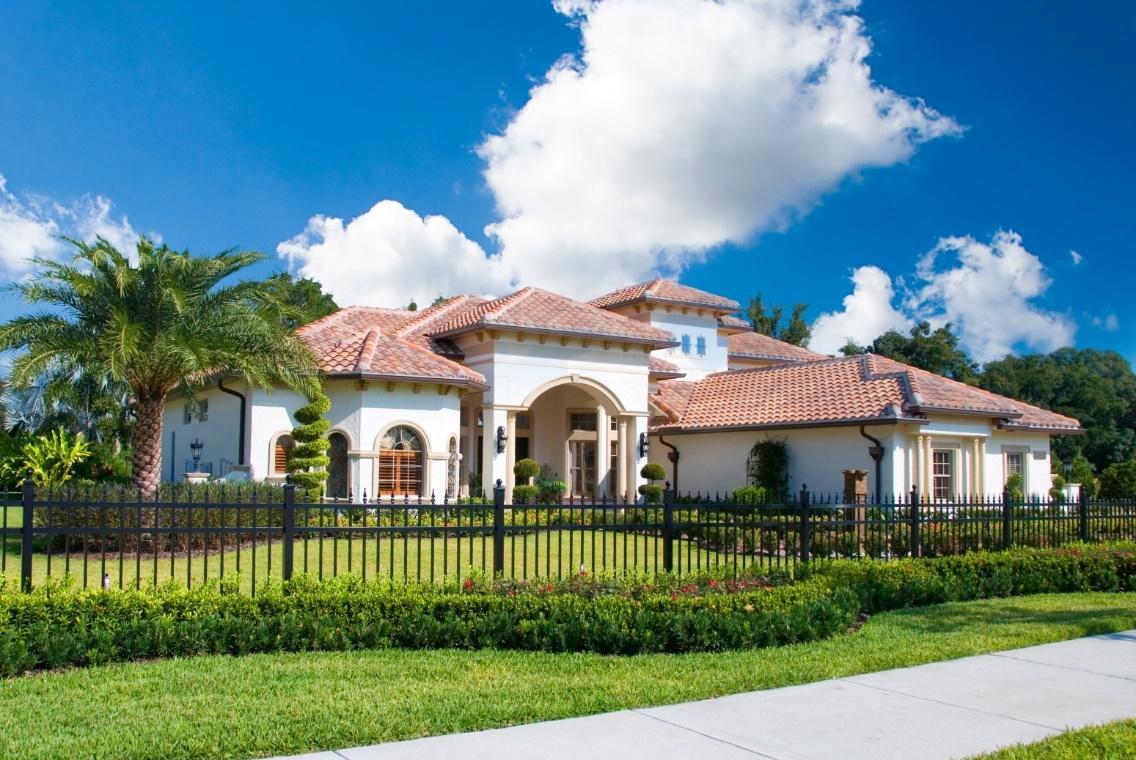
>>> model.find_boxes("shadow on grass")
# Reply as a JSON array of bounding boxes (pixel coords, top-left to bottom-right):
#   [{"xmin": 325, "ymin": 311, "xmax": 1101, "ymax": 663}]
[{"xmin": 882, "ymin": 597, "xmax": 1136, "ymax": 638}]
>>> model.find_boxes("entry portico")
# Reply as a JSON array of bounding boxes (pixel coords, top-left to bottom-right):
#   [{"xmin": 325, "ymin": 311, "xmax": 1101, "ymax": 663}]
[{"xmin": 427, "ymin": 287, "xmax": 674, "ymax": 501}]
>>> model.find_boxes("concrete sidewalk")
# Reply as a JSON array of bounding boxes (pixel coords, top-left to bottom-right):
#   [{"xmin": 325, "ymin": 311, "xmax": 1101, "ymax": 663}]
[{"xmin": 284, "ymin": 630, "xmax": 1136, "ymax": 760}]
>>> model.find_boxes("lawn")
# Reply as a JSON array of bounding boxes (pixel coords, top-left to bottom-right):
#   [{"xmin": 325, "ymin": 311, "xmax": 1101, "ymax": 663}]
[
  {"xmin": 976, "ymin": 719, "xmax": 1136, "ymax": 759},
  {"xmin": 0, "ymin": 502, "xmax": 769, "ymax": 590},
  {"xmin": 0, "ymin": 592, "xmax": 1132, "ymax": 759}
]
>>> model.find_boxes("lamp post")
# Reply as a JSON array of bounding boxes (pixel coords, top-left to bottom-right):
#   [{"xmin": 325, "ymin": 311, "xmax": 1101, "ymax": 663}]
[{"xmin": 190, "ymin": 438, "xmax": 204, "ymax": 472}]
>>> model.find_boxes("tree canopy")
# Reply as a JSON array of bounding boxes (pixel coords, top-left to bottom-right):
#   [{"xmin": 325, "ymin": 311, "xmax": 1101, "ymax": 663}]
[
  {"xmin": 261, "ymin": 272, "xmax": 338, "ymax": 331},
  {"xmin": 840, "ymin": 321, "xmax": 979, "ymax": 383},
  {"xmin": 746, "ymin": 294, "xmax": 811, "ymax": 347},
  {"xmin": 0, "ymin": 238, "xmax": 319, "ymax": 495}
]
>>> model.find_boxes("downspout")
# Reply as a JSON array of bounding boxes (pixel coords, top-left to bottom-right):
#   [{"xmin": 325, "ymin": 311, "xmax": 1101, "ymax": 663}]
[
  {"xmin": 859, "ymin": 426, "xmax": 885, "ymax": 499},
  {"xmin": 217, "ymin": 378, "xmax": 247, "ymax": 466},
  {"xmin": 657, "ymin": 434, "xmax": 680, "ymax": 494}
]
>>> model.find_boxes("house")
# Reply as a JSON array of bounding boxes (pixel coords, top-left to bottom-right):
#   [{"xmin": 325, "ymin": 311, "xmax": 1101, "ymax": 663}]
[{"xmin": 161, "ymin": 278, "xmax": 1081, "ymax": 502}]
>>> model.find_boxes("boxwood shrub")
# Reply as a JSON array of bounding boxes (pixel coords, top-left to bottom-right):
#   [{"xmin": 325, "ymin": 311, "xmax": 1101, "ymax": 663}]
[{"xmin": 0, "ymin": 543, "xmax": 1133, "ymax": 676}]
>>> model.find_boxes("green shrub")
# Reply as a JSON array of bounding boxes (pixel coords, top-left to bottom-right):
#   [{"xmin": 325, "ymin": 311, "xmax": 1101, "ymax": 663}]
[
  {"xmin": 640, "ymin": 463, "xmax": 666, "ymax": 482},
  {"xmin": 513, "ymin": 459, "xmax": 540, "ymax": 483},
  {"xmin": 731, "ymin": 485, "xmax": 768, "ymax": 505},
  {"xmin": 1099, "ymin": 460, "xmax": 1136, "ymax": 499},
  {"xmin": 638, "ymin": 484, "xmax": 663, "ymax": 504},
  {"xmin": 0, "ymin": 571, "xmax": 854, "ymax": 673},
  {"xmin": 1005, "ymin": 473, "xmax": 1024, "ymax": 502},
  {"xmin": 512, "ymin": 485, "xmax": 539, "ymax": 504},
  {"xmin": 536, "ymin": 478, "xmax": 566, "ymax": 504},
  {"xmin": 287, "ymin": 389, "xmax": 331, "ymax": 491}
]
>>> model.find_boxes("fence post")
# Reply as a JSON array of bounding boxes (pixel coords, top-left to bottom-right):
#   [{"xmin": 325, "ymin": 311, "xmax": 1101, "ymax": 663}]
[
  {"xmin": 799, "ymin": 485, "xmax": 811, "ymax": 564},
  {"xmin": 909, "ymin": 486, "xmax": 920, "ymax": 558},
  {"xmin": 1078, "ymin": 485, "xmax": 1089, "ymax": 542},
  {"xmin": 282, "ymin": 480, "xmax": 295, "ymax": 581},
  {"xmin": 493, "ymin": 479, "xmax": 505, "ymax": 576},
  {"xmin": 662, "ymin": 483, "xmax": 675, "ymax": 573},
  {"xmin": 20, "ymin": 475, "xmax": 33, "ymax": 592},
  {"xmin": 1001, "ymin": 487, "xmax": 1013, "ymax": 550}
]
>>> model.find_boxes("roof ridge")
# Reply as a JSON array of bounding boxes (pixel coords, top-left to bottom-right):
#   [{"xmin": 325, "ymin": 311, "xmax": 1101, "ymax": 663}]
[
  {"xmin": 706, "ymin": 353, "xmax": 858, "ymax": 379},
  {"xmin": 355, "ymin": 329, "xmax": 381, "ymax": 372},
  {"xmin": 489, "ymin": 286, "xmax": 537, "ymax": 320},
  {"xmin": 395, "ymin": 295, "xmax": 473, "ymax": 337}
]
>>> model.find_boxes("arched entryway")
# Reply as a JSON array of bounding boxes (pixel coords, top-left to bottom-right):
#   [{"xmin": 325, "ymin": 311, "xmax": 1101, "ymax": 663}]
[
  {"xmin": 377, "ymin": 425, "xmax": 425, "ymax": 498},
  {"xmin": 326, "ymin": 432, "xmax": 349, "ymax": 499}
]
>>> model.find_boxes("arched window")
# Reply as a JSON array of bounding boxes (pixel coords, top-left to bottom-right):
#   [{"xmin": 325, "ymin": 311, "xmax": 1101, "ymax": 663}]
[
  {"xmin": 378, "ymin": 426, "xmax": 424, "ymax": 497},
  {"xmin": 327, "ymin": 432, "xmax": 349, "ymax": 499},
  {"xmin": 272, "ymin": 434, "xmax": 294, "ymax": 476}
]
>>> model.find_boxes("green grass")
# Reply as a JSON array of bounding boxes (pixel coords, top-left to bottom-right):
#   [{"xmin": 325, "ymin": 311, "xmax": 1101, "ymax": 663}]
[
  {"xmin": 0, "ymin": 592, "xmax": 1132, "ymax": 759},
  {"xmin": 975, "ymin": 719, "xmax": 1136, "ymax": 759},
  {"xmin": 0, "ymin": 523, "xmax": 744, "ymax": 592}
]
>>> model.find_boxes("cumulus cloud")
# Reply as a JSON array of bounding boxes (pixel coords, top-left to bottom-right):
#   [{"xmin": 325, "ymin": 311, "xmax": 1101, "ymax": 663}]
[
  {"xmin": 1089, "ymin": 313, "xmax": 1119, "ymax": 332},
  {"xmin": 809, "ymin": 266, "xmax": 912, "ymax": 354},
  {"xmin": 277, "ymin": 200, "xmax": 513, "ymax": 307},
  {"xmin": 0, "ymin": 174, "xmax": 145, "ymax": 275},
  {"xmin": 281, "ymin": 0, "xmax": 958, "ymax": 303},
  {"xmin": 908, "ymin": 231, "xmax": 1075, "ymax": 362},
  {"xmin": 1070, "ymin": 249, "xmax": 1083, "ymax": 265},
  {"xmin": 811, "ymin": 231, "xmax": 1076, "ymax": 362}
]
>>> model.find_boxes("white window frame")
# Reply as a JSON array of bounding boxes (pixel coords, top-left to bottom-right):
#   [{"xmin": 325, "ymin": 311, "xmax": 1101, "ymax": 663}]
[
  {"xmin": 932, "ymin": 449, "xmax": 956, "ymax": 502},
  {"xmin": 1004, "ymin": 448, "xmax": 1028, "ymax": 493}
]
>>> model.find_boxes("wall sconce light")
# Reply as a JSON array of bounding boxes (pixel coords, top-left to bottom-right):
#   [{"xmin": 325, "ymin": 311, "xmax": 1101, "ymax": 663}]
[
  {"xmin": 638, "ymin": 432, "xmax": 649, "ymax": 459},
  {"xmin": 495, "ymin": 425, "xmax": 507, "ymax": 454},
  {"xmin": 190, "ymin": 438, "xmax": 204, "ymax": 471}
]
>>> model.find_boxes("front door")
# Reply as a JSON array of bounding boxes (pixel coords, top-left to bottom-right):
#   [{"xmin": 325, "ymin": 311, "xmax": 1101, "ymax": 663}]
[{"xmin": 569, "ymin": 440, "xmax": 597, "ymax": 498}]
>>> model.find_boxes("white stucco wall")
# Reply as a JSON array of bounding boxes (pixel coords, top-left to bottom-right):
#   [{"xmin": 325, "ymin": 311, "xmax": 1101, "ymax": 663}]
[
  {"xmin": 651, "ymin": 419, "xmax": 1060, "ymax": 502},
  {"xmin": 651, "ymin": 425, "xmax": 905, "ymax": 499},
  {"xmin": 160, "ymin": 384, "xmax": 246, "ymax": 481},
  {"xmin": 163, "ymin": 378, "xmax": 463, "ymax": 500},
  {"xmin": 457, "ymin": 333, "xmax": 652, "ymax": 498}
]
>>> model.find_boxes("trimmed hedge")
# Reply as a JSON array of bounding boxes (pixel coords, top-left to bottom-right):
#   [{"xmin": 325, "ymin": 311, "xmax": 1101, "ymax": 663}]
[
  {"xmin": 0, "ymin": 571, "xmax": 851, "ymax": 674},
  {"xmin": 0, "ymin": 543, "xmax": 1133, "ymax": 675},
  {"xmin": 802, "ymin": 542, "xmax": 1136, "ymax": 613}
]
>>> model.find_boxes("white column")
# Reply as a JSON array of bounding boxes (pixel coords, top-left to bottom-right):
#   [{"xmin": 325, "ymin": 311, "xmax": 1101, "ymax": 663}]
[
  {"xmin": 481, "ymin": 406, "xmax": 508, "ymax": 495},
  {"xmin": 462, "ymin": 405, "xmax": 478, "ymax": 497},
  {"xmin": 616, "ymin": 416, "xmax": 628, "ymax": 501},
  {"xmin": 505, "ymin": 410, "xmax": 517, "ymax": 502},
  {"xmin": 595, "ymin": 405, "xmax": 608, "ymax": 498},
  {"xmin": 977, "ymin": 438, "xmax": 988, "ymax": 497},
  {"xmin": 628, "ymin": 415, "xmax": 647, "ymax": 501}
]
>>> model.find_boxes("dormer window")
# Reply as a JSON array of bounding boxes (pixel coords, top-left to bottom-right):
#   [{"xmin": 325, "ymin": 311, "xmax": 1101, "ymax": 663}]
[
  {"xmin": 680, "ymin": 334, "xmax": 691, "ymax": 354},
  {"xmin": 696, "ymin": 335, "xmax": 707, "ymax": 356}
]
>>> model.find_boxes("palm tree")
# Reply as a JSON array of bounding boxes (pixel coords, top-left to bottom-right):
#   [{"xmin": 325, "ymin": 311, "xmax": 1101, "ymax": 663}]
[{"xmin": 0, "ymin": 238, "xmax": 318, "ymax": 496}]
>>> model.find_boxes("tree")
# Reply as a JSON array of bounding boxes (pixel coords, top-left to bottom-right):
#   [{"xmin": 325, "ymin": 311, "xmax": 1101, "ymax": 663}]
[
  {"xmin": 261, "ymin": 273, "xmax": 338, "ymax": 331},
  {"xmin": 746, "ymin": 294, "xmax": 811, "ymax": 347},
  {"xmin": 981, "ymin": 348, "xmax": 1136, "ymax": 472},
  {"xmin": 851, "ymin": 321, "xmax": 979, "ymax": 383},
  {"xmin": 1099, "ymin": 459, "xmax": 1136, "ymax": 498},
  {"xmin": 0, "ymin": 238, "xmax": 318, "ymax": 497},
  {"xmin": 286, "ymin": 388, "xmax": 330, "ymax": 492}
]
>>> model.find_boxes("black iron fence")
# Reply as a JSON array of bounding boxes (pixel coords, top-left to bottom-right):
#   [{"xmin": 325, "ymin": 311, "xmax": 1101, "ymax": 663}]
[{"xmin": 1, "ymin": 479, "xmax": 1133, "ymax": 594}]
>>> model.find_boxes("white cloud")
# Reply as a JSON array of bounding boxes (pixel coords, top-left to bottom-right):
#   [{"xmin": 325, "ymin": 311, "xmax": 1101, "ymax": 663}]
[
  {"xmin": 810, "ymin": 265, "xmax": 912, "ymax": 354},
  {"xmin": 282, "ymin": 0, "xmax": 958, "ymax": 303},
  {"xmin": 277, "ymin": 200, "xmax": 514, "ymax": 307},
  {"xmin": 1070, "ymin": 249, "xmax": 1083, "ymax": 265},
  {"xmin": 1090, "ymin": 313, "xmax": 1119, "ymax": 332},
  {"xmin": 812, "ymin": 231, "xmax": 1076, "ymax": 362},
  {"xmin": 909, "ymin": 231, "xmax": 1075, "ymax": 362},
  {"xmin": 0, "ymin": 174, "xmax": 145, "ymax": 275}
]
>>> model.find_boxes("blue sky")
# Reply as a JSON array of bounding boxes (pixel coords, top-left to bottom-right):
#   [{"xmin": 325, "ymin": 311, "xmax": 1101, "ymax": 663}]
[{"xmin": 0, "ymin": 0, "xmax": 1132, "ymax": 364}]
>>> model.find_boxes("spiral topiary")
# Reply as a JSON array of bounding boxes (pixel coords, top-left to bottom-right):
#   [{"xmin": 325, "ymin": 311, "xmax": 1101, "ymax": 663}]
[{"xmin": 286, "ymin": 387, "xmax": 331, "ymax": 492}]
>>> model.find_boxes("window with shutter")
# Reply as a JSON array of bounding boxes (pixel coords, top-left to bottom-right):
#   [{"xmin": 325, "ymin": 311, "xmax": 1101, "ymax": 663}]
[{"xmin": 273, "ymin": 435, "xmax": 294, "ymax": 475}]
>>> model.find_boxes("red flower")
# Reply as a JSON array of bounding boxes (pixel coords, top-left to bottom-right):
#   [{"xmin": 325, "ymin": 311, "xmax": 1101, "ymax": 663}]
[{"xmin": 462, "ymin": 578, "xmax": 474, "ymax": 591}]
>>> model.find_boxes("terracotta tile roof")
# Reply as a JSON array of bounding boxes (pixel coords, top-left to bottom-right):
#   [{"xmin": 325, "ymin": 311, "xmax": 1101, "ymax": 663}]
[
  {"xmin": 717, "ymin": 315, "xmax": 752, "ymax": 332},
  {"xmin": 589, "ymin": 278, "xmax": 740, "ymax": 312},
  {"xmin": 727, "ymin": 331, "xmax": 830, "ymax": 363},
  {"xmin": 649, "ymin": 356, "xmax": 685, "ymax": 379},
  {"xmin": 297, "ymin": 307, "xmax": 488, "ymax": 388},
  {"xmin": 650, "ymin": 380, "xmax": 696, "ymax": 423},
  {"xmin": 867, "ymin": 355, "xmax": 1082, "ymax": 431},
  {"xmin": 656, "ymin": 354, "xmax": 1082, "ymax": 433},
  {"xmin": 426, "ymin": 287, "xmax": 677, "ymax": 346},
  {"xmin": 395, "ymin": 295, "xmax": 490, "ymax": 357}
]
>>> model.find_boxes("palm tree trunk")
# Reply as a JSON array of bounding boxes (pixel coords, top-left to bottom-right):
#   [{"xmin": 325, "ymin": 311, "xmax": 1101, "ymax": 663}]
[{"xmin": 132, "ymin": 395, "xmax": 165, "ymax": 499}]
